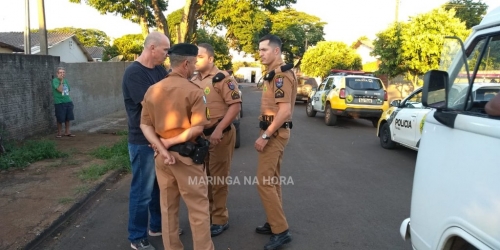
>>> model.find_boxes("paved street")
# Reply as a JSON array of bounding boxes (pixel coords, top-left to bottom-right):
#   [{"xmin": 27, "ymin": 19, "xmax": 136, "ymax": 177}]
[{"xmin": 35, "ymin": 85, "xmax": 416, "ymax": 250}]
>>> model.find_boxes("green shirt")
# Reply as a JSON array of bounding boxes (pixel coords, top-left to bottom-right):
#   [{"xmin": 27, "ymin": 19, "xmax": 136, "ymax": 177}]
[{"xmin": 52, "ymin": 78, "xmax": 72, "ymax": 104}]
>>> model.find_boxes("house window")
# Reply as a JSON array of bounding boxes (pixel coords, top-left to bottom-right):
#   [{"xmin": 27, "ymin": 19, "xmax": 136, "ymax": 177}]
[{"xmin": 69, "ymin": 40, "xmax": 73, "ymax": 49}]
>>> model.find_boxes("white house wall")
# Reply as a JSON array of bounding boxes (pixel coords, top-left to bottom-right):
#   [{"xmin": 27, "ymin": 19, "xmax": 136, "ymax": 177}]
[
  {"xmin": 235, "ymin": 67, "xmax": 262, "ymax": 83},
  {"xmin": 356, "ymin": 45, "xmax": 377, "ymax": 65},
  {"xmin": 49, "ymin": 38, "xmax": 88, "ymax": 63}
]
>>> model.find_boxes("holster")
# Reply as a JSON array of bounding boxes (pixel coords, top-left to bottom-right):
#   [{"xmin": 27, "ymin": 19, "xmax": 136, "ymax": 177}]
[{"xmin": 169, "ymin": 136, "xmax": 210, "ymax": 164}]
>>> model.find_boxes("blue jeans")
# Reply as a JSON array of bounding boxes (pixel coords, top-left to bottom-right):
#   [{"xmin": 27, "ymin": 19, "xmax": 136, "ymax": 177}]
[{"xmin": 127, "ymin": 143, "xmax": 161, "ymax": 242}]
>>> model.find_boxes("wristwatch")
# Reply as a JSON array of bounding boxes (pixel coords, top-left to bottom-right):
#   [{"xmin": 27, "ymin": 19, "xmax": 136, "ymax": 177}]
[{"xmin": 261, "ymin": 132, "xmax": 271, "ymax": 140}]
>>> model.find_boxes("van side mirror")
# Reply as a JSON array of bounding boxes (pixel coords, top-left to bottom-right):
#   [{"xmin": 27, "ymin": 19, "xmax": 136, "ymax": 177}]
[
  {"xmin": 390, "ymin": 100, "xmax": 401, "ymax": 107},
  {"xmin": 422, "ymin": 70, "xmax": 448, "ymax": 109}
]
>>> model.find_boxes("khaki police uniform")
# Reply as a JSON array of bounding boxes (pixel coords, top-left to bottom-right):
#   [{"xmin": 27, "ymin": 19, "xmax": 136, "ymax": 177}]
[
  {"xmin": 141, "ymin": 72, "xmax": 215, "ymax": 250},
  {"xmin": 192, "ymin": 66, "xmax": 242, "ymax": 225},
  {"xmin": 257, "ymin": 61, "xmax": 297, "ymax": 234}
]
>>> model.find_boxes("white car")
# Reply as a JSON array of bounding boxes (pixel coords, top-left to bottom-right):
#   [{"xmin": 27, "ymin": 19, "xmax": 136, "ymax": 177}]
[
  {"xmin": 377, "ymin": 84, "xmax": 499, "ymax": 150},
  {"xmin": 376, "ymin": 87, "xmax": 429, "ymax": 150}
]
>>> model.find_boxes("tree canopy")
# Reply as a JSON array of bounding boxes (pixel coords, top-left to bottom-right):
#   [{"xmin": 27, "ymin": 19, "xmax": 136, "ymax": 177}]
[
  {"xmin": 372, "ymin": 7, "xmax": 470, "ymax": 85},
  {"xmin": 301, "ymin": 41, "xmax": 362, "ymax": 78},
  {"xmin": 443, "ymin": 0, "xmax": 488, "ymax": 29},
  {"xmin": 111, "ymin": 34, "xmax": 144, "ymax": 61},
  {"xmin": 51, "ymin": 27, "xmax": 110, "ymax": 47},
  {"xmin": 196, "ymin": 29, "xmax": 232, "ymax": 70}
]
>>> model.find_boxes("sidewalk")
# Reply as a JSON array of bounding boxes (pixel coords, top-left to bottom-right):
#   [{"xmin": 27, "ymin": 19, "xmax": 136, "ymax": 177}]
[{"xmin": 0, "ymin": 110, "xmax": 129, "ymax": 250}]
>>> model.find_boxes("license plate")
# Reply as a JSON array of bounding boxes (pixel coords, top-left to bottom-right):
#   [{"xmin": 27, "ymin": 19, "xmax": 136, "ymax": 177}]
[{"xmin": 358, "ymin": 98, "xmax": 373, "ymax": 103}]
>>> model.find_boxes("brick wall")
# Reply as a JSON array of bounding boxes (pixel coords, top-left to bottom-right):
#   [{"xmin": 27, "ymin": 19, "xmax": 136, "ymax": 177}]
[{"xmin": 0, "ymin": 54, "xmax": 132, "ymax": 140}]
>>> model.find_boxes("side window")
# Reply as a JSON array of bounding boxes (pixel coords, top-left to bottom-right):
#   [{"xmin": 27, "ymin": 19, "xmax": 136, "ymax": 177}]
[
  {"xmin": 473, "ymin": 35, "xmax": 500, "ymax": 84},
  {"xmin": 325, "ymin": 78, "xmax": 334, "ymax": 90},
  {"xmin": 402, "ymin": 90, "xmax": 423, "ymax": 109},
  {"xmin": 318, "ymin": 83, "xmax": 326, "ymax": 91}
]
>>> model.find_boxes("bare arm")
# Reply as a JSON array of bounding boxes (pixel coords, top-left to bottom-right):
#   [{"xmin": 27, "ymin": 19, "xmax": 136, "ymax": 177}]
[
  {"xmin": 140, "ymin": 124, "xmax": 175, "ymax": 164},
  {"xmin": 56, "ymin": 79, "xmax": 64, "ymax": 93},
  {"xmin": 215, "ymin": 103, "xmax": 241, "ymax": 132},
  {"xmin": 265, "ymin": 102, "xmax": 291, "ymax": 135},
  {"xmin": 485, "ymin": 93, "xmax": 500, "ymax": 116},
  {"xmin": 161, "ymin": 126, "xmax": 204, "ymax": 149}
]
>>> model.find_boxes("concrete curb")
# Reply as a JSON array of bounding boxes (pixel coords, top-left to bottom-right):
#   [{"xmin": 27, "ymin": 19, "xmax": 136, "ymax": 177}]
[{"xmin": 24, "ymin": 169, "xmax": 125, "ymax": 250}]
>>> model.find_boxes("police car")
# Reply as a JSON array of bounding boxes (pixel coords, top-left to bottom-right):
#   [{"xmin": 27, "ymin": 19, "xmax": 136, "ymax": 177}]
[{"xmin": 377, "ymin": 83, "xmax": 500, "ymax": 150}]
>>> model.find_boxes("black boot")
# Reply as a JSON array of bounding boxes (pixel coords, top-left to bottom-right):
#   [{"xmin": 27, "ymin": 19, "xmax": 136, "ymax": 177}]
[
  {"xmin": 255, "ymin": 222, "xmax": 272, "ymax": 235},
  {"xmin": 211, "ymin": 222, "xmax": 229, "ymax": 237},
  {"xmin": 264, "ymin": 230, "xmax": 292, "ymax": 250}
]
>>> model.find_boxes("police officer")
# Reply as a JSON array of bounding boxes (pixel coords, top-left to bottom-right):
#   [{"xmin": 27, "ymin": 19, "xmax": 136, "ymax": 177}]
[
  {"xmin": 191, "ymin": 43, "xmax": 241, "ymax": 236},
  {"xmin": 254, "ymin": 34, "xmax": 297, "ymax": 250},
  {"xmin": 140, "ymin": 43, "xmax": 215, "ymax": 250}
]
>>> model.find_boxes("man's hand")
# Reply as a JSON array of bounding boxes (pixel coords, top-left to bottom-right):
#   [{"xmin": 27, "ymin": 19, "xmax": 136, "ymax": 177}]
[
  {"xmin": 209, "ymin": 128, "xmax": 223, "ymax": 146},
  {"xmin": 158, "ymin": 148, "xmax": 176, "ymax": 165},
  {"xmin": 254, "ymin": 137, "xmax": 268, "ymax": 152}
]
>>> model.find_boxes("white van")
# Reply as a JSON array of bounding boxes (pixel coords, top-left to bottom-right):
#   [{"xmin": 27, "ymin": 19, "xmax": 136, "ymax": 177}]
[{"xmin": 400, "ymin": 6, "xmax": 500, "ymax": 250}]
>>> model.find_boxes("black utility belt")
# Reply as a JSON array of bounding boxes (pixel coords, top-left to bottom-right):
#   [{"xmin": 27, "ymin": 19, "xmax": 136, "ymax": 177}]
[
  {"xmin": 259, "ymin": 121, "xmax": 293, "ymax": 130},
  {"xmin": 203, "ymin": 124, "xmax": 231, "ymax": 136},
  {"xmin": 168, "ymin": 136, "xmax": 210, "ymax": 164}
]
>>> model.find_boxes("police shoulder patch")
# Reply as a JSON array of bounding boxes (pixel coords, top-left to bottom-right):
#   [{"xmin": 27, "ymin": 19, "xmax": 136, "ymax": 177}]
[
  {"xmin": 226, "ymin": 79, "xmax": 235, "ymax": 90},
  {"xmin": 231, "ymin": 90, "xmax": 240, "ymax": 100},
  {"xmin": 275, "ymin": 76, "xmax": 284, "ymax": 89},
  {"xmin": 275, "ymin": 88, "xmax": 284, "ymax": 98}
]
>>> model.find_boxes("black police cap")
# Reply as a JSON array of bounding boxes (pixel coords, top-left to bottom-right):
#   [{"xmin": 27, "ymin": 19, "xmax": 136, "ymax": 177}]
[{"xmin": 168, "ymin": 43, "xmax": 198, "ymax": 56}]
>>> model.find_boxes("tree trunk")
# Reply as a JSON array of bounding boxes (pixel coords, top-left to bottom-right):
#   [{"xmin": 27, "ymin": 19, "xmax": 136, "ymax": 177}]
[
  {"xmin": 180, "ymin": 0, "xmax": 203, "ymax": 43},
  {"xmin": 140, "ymin": 17, "xmax": 150, "ymax": 38},
  {"xmin": 135, "ymin": 2, "xmax": 149, "ymax": 38},
  {"xmin": 151, "ymin": 0, "xmax": 170, "ymax": 38}
]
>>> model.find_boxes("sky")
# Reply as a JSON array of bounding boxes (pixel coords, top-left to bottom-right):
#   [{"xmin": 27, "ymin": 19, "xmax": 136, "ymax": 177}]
[{"xmin": 1, "ymin": 0, "xmax": 499, "ymax": 50}]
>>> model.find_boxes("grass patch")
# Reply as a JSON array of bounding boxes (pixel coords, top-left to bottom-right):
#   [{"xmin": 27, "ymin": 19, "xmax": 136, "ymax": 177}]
[
  {"xmin": 58, "ymin": 197, "xmax": 74, "ymax": 204},
  {"xmin": 0, "ymin": 140, "xmax": 67, "ymax": 170},
  {"xmin": 74, "ymin": 185, "xmax": 90, "ymax": 195},
  {"xmin": 79, "ymin": 136, "xmax": 130, "ymax": 181}
]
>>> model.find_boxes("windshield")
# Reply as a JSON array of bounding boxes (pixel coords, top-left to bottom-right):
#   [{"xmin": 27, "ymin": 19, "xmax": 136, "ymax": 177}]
[
  {"xmin": 346, "ymin": 77, "xmax": 383, "ymax": 90},
  {"xmin": 440, "ymin": 35, "xmax": 500, "ymax": 110}
]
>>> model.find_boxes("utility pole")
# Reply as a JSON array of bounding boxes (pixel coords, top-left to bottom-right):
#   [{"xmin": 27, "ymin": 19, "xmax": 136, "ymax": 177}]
[
  {"xmin": 38, "ymin": 0, "xmax": 48, "ymax": 55},
  {"xmin": 395, "ymin": 0, "xmax": 400, "ymax": 22},
  {"xmin": 24, "ymin": 0, "xmax": 31, "ymax": 54}
]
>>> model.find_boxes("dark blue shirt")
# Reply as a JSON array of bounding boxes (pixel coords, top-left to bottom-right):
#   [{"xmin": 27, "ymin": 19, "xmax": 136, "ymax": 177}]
[{"xmin": 122, "ymin": 61, "xmax": 168, "ymax": 145}]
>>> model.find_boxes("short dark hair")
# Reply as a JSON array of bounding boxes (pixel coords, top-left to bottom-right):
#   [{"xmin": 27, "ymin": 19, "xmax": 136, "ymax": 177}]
[
  {"xmin": 259, "ymin": 34, "xmax": 282, "ymax": 50},
  {"xmin": 198, "ymin": 43, "xmax": 215, "ymax": 57}
]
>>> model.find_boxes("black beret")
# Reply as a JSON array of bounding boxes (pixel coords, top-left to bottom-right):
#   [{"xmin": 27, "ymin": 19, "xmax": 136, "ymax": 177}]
[{"xmin": 168, "ymin": 43, "xmax": 198, "ymax": 56}]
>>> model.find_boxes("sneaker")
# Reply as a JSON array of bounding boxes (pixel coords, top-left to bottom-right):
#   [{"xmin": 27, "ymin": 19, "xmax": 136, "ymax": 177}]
[
  {"xmin": 148, "ymin": 228, "xmax": 184, "ymax": 236},
  {"xmin": 210, "ymin": 222, "xmax": 229, "ymax": 237},
  {"xmin": 264, "ymin": 230, "xmax": 292, "ymax": 250},
  {"xmin": 255, "ymin": 222, "xmax": 272, "ymax": 235},
  {"xmin": 130, "ymin": 238, "xmax": 155, "ymax": 250}
]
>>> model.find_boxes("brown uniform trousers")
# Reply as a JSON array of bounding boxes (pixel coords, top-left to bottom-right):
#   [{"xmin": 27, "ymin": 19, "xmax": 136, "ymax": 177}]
[
  {"xmin": 141, "ymin": 72, "xmax": 214, "ymax": 250},
  {"xmin": 192, "ymin": 66, "xmax": 241, "ymax": 225},
  {"xmin": 257, "ymin": 62, "xmax": 297, "ymax": 234},
  {"xmin": 205, "ymin": 124, "xmax": 235, "ymax": 224}
]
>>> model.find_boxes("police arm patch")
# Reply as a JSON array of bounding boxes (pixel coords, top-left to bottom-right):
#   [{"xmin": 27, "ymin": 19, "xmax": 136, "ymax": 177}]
[
  {"xmin": 231, "ymin": 90, "xmax": 240, "ymax": 100},
  {"xmin": 275, "ymin": 89, "xmax": 284, "ymax": 98},
  {"xmin": 275, "ymin": 76, "xmax": 284, "ymax": 88},
  {"xmin": 227, "ymin": 80, "xmax": 235, "ymax": 90}
]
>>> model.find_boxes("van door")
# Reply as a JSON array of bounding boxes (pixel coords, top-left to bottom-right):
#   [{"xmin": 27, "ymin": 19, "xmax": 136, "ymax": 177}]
[{"xmin": 410, "ymin": 32, "xmax": 500, "ymax": 250}]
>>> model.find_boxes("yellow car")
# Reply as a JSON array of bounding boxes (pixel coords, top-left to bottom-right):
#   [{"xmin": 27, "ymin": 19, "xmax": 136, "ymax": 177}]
[{"xmin": 306, "ymin": 70, "xmax": 389, "ymax": 127}]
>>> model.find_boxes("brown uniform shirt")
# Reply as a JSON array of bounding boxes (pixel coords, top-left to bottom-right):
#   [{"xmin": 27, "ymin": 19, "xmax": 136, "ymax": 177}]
[
  {"xmin": 141, "ymin": 72, "xmax": 210, "ymax": 140},
  {"xmin": 261, "ymin": 62, "xmax": 297, "ymax": 120},
  {"xmin": 192, "ymin": 66, "xmax": 242, "ymax": 128}
]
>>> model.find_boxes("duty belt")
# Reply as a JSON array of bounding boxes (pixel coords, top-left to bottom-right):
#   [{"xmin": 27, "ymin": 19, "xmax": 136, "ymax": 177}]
[
  {"xmin": 259, "ymin": 121, "xmax": 293, "ymax": 130},
  {"xmin": 203, "ymin": 123, "xmax": 231, "ymax": 136}
]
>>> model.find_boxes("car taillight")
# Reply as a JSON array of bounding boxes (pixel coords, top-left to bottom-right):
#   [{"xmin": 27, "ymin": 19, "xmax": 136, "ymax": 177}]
[
  {"xmin": 384, "ymin": 90, "xmax": 388, "ymax": 101},
  {"xmin": 339, "ymin": 88, "xmax": 346, "ymax": 99}
]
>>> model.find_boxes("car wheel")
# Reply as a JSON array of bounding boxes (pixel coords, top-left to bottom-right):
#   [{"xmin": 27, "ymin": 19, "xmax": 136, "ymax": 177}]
[
  {"xmin": 324, "ymin": 103, "xmax": 337, "ymax": 126},
  {"xmin": 380, "ymin": 123, "xmax": 396, "ymax": 149},
  {"xmin": 306, "ymin": 101, "xmax": 317, "ymax": 117}
]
